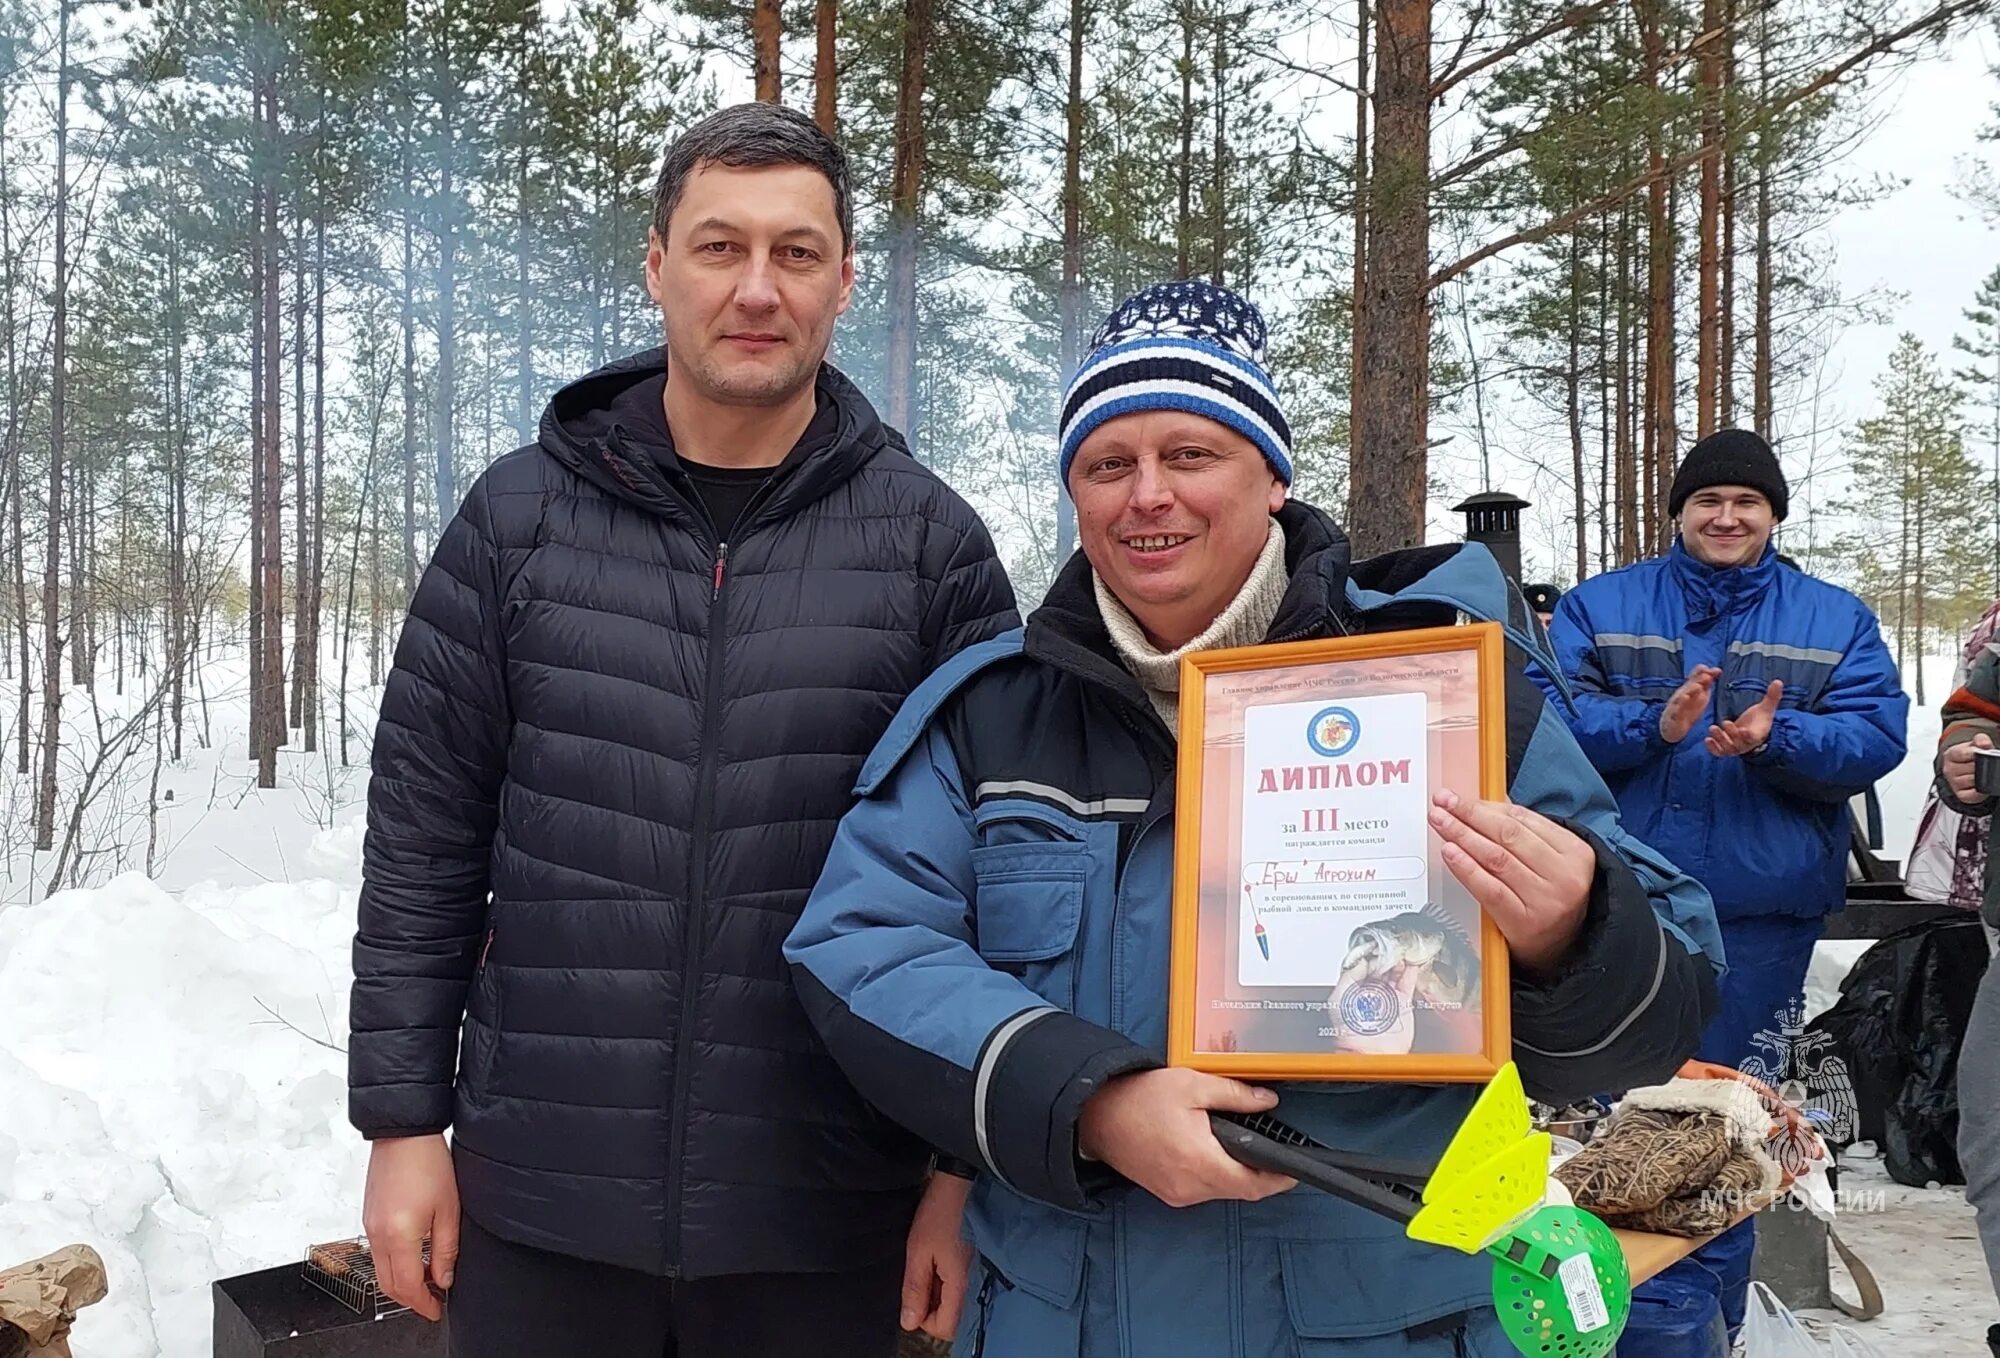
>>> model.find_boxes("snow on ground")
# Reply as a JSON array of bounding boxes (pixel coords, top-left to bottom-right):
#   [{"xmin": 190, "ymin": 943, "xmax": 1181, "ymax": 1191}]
[
  {"xmin": 0, "ymin": 643, "xmax": 378, "ymax": 1358},
  {"xmin": 0, "ymin": 642, "xmax": 1989, "ymax": 1356},
  {"xmin": 0, "ymin": 838, "xmax": 369, "ymax": 1358},
  {"xmin": 1796, "ymin": 1152, "xmax": 1993, "ymax": 1353},
  {"xmin": 0, "ymin": 643, "xmax": 377, "ymax": 906}
]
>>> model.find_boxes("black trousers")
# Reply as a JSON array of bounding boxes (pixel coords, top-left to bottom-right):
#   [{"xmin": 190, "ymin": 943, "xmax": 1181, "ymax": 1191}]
[{"xmin": 445, "ymin": 1211, "xmax": 905, "ymax": 1358}]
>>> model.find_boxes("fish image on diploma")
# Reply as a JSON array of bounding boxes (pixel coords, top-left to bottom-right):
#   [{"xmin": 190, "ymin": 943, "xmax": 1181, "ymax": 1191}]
[{"xmin": 1340, "ymin": 905, "xmax": 1482, "ymax": 1011}]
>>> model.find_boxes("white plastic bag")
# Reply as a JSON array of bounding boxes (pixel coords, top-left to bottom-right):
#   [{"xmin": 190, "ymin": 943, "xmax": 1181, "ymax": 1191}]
[
  {"xmin": 1740, "ymin": 1281, "xmax": 1823, "ymax": 1358},
  {"xmin": 1788, "ymin": 1153, "xmax": 1838, "ymax": 1223}
]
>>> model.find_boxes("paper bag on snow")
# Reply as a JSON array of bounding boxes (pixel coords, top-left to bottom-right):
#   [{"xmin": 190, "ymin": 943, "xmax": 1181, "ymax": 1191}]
[{"xmin": 0, "ymin": 1245, "xmax": 108, "ymax": 1358}]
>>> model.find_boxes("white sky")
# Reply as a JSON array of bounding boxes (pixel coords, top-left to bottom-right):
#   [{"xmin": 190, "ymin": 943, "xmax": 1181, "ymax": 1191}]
[{"xmin": 1823, "ymin": 26, "xmax": 1997, "ymax": 425}]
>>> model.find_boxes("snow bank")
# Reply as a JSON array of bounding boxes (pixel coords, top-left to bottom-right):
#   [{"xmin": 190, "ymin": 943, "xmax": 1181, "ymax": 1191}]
[
  {"xmin": 0, "ymin": 869, "xmax": 367, "ymax": 1358},
  {"xmin": 1806, "ymin": 656, "xmax": 1959, "ymax": 1020}
]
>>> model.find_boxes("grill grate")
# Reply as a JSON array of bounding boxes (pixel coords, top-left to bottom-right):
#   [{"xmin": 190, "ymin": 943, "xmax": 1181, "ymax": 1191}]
[{"xmin": 301, "ymin": 1238, "xmax": 426, "ymax": 1319}]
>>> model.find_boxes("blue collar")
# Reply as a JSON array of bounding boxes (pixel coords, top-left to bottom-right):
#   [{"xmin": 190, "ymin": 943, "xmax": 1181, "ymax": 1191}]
[{"xmin": 1667, "ymin": 538, "xmax": 1777, "ymax": 620}]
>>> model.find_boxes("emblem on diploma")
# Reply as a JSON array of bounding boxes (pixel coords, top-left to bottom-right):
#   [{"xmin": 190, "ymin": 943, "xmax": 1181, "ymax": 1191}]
[{"xmin": 1168, "ymin": 624, "xmax": 1512, "ymax": 1082}]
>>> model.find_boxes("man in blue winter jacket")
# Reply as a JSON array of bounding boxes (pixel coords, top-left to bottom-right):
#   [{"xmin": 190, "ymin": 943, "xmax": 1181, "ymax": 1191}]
[
  {"xmin": 1547, "ymin": 429, "xmax": 1907, "ymax": 1068},
  {"xmin": 1546, "ymin": 430, "xmax": 1906, "ymax": 1333},
  {"xmin": 784, "ymin": 281, "xmax": 1725, "ymax": 1357}
]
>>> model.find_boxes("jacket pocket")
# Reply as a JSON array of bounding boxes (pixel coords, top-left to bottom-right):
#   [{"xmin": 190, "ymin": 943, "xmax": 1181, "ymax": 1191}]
[
  {"xmin": 1278, "ymin": 1238, "xmax": 1503, "ymax": 1355},
  {"xmin": 959, "ymin": 1185, "xmax": 1088, "ymax": 1358},
  {"xmin": 459, "ymin": 930, "xmax": 503, "ymax": 1096},
  {"xmin": 970, "ymin": 840, "xmax": 1087, "ymax": 1012}
]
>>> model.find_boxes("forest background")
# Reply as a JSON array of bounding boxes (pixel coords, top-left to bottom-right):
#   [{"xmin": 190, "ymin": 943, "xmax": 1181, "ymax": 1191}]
[{"xmin": 0, "ymin": 0, "xmax": 1997, "ymax": 891}]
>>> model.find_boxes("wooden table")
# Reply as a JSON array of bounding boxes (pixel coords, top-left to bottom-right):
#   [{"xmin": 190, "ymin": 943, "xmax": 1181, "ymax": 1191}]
[{"xmin": 1613, "ymin": 1194, "xmax": 1779, "ymax": 1286}]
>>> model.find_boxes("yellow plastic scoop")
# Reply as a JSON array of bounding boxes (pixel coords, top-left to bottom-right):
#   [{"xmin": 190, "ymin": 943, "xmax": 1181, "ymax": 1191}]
[{"xmin": 1407, "ymin": 1062, "xmax": 1550, "ymax": 1252}]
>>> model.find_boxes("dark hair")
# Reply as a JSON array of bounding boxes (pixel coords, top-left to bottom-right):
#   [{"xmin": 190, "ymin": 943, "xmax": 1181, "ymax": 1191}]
[{"xmin": 651, "ymin": 103, "xmax": 853, "ymax": 251}]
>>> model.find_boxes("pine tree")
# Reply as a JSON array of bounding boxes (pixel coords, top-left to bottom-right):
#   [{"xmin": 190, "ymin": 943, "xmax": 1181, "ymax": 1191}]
[
  {"xmin": 542, "ymin": 0, "xmax": 698, "ymax": 374},
  {"xmin": 1838, "ymin": 335, "xmax": 1985, "ymax": 702},
  {"xmin": 1952, "ymin": 264, "xmax": 2000, "ymax": 600}
]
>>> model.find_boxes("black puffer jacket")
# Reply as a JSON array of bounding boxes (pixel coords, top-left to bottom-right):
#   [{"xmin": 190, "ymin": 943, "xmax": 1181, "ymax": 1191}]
[{"xmin": 348, "ymin": 350, "xmax": 1019, "ymax": 1277}]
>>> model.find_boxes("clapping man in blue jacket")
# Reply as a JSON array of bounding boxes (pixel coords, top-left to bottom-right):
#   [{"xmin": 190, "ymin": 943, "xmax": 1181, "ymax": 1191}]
[{"xmin": 1547, "ymin": 428, "xmax": 1908, "ymax": 1325}]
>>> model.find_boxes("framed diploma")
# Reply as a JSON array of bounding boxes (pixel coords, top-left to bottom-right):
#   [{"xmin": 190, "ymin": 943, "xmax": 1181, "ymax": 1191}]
[{"xmin": 1168, "ymin": 623, "xmax": 1511, "ymax": 1082}]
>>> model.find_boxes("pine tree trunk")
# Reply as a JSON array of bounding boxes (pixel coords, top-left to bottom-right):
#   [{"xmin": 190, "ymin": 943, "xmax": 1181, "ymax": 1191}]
[
  {"xmin": 1718, "ymin": 0, "xmax": 1737, "ymax": 429},
  {"xmin": 1177, "ymin": 0, "xmax": 1195, "ymax": 279},
  {"xmin": 754, "ymin": 0, "xmax": 783, "ymax": 101},
  {"xmin": 1894, "ymin": 412, "xmax": 1909, "ymax": 678},
  {"xmin": 1350, "ymin": 0, "xmax": 1368, "ymax": 473},
  {"xmin": 884, "ymin": 0, "xmax": 932, "ymax": 442},
  {"xmin": 342, "ymin": 418, "xmax": 380, "ymax": 768},
  {"xmin": 1459, "ymin": 287, "xmax": 1492, "ymax": 491},
  {"xmin": 0, "ymin": 73, "xmax": 28, "ymax": 774},
  {"xmin": 1209, "ymin": 7, "xmax": 1227, "ymax": 284},
  {"xmin": 291, "ymin": 212, "xmax": 308, "ymax": 734},
  {"xmin": 1056, "ymin": 0, "xmax": 1084, "ymax": 562},
  {"xmin": 516, "ymin": 37, "xmax": 535, "ymax": 447},
  {"xmin": 482, "ymin": 269, "xmax": 495, "ymax": 471},
  {"xmin": 249, "ymin": 176, "xmax": 263, "ymax": 764},
  {"xmin": 35, "ymin": 0, "xmax": 65, "ymax": 849},
  {"xmin": 1568, "ymin": 230, "xmax": 1587, "ymax": 583},
  {"xmin": 308, "ymin": 185, "xmax": 327, "ymax": 755},
  {"xmin": 82, "ymin": 472, "xmax": 95, "ymax": 692},
  {"xmin": 1347, "ymin": 0, "xmax": 1431, "ymax": 556},
  {"xmin": 1657, "ymin": 172, "xmax": 1680, "ymax": 548},
  {"xmin": 115, "ymin": 452, "xmax": 127, "ymax": 696},
  {"xmin": 1912, "ymin": 434, "xmax": 1926, "ymax": 707},
  {"xmin": 401, "ymin": 24, "xmax": 419, "ymax": 600},
  {"xmin": 1752, "ymin": 3, "xmax": 1773, "ymax": 436},
  {"xmin": 435, "ymin": 57, "xmax": 459, "ymax": 532},
  {"xmin": 815, "ymin": 0, "xmax": 838, "ymax": 132},
  {"xmin": 10, "ymin": 354, "xmax": 28, "ymax": 778},
  {"xmin": 1695, "ymin": 0, "xmax": 1722, "ymax": 439},
  {"xmin": 1593, "ymin": 214, "xmax": 1611, "ymax": 580},
  {"xmin": 1991, "ymin": 365, "xmax": 1999, "ymax": 598},
  {"xmin": 370, "ymin": 481, "xmax": 385, "ymax": 690},
  {"xmin": 69, "ymin": 405, "xmax": 86, "ymax": 690},
  {"xmin": 167, "ymin": 157, "xmax": 187, "ymax": 761},
  {"xmin": 1616, "ymin": 193, "xmax": 1638, "ymax": 564},
  {"xmin": 1639, "ymin": 0, "xmax": 1671, "ymax": 547},
  {"xmin": 259, "ymin": 68, "xmax": 284, "ymax": 790}
]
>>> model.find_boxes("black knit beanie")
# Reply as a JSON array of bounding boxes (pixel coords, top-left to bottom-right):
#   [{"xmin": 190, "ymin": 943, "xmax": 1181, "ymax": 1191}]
[
  {"xmin": 1668, "ymin": 429, "xmax": 1789, "ymax": 521},
  {"xmin": 1523, "ymin": 583, "xmax": 1563, "ymax": 615}
]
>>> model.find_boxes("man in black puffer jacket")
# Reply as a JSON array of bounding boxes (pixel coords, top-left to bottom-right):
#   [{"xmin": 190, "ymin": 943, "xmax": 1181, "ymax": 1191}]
[{"xmin": 347, "ymin": 103, "xmax": 1018, "ymax": 1358}]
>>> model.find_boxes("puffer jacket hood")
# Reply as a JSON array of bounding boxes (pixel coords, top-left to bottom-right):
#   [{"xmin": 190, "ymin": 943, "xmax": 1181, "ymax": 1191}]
[{"xmin": 537, "ymin": 346, "xmax": 891, "ymax": 532}]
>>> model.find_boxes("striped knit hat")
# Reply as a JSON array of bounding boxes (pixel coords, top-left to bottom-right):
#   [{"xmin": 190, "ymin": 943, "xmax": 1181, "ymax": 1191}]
[{"xmin": 1058, "ymin": 280, "xmax": 1293, "ymax": 485}]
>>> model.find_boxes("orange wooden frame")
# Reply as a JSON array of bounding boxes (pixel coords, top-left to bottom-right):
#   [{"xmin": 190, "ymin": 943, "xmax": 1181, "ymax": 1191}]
[{"xmin": 1167, "ymin": 623, "xmax": 1512, "ymax": 1082}]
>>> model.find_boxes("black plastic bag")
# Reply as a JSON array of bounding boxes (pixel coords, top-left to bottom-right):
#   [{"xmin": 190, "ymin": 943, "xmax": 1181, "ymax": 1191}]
[{"xmin": 1806, "ymin": 915, "xmax": 1989, "ymax": 1187}]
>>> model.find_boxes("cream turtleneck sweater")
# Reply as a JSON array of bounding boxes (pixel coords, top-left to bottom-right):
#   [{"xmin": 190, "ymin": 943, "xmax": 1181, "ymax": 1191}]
[{"xmin": 1093, "ymin": 519, "xmax": 1290, "ymax": 736}]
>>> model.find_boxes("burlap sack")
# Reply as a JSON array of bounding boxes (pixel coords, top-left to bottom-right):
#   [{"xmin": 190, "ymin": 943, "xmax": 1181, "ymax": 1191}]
[
  {"xmin": 1613, "ymin": 1148, "xmax": 1783, "ymax": 1236},
  {"xmin": 1555, "ymin": 1105, "xmax": 1734, "ymax": 1216},
  {"xmin": 1554, "ymin": 1077, "xmax": 1783, "ymax": 1238}
]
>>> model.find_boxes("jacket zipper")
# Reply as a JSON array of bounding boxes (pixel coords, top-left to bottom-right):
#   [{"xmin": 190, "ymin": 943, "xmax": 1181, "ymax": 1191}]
[
  {"xmin": 665, "ymin": 537, "xmax": 731, "ymax": 1271},
  {"xmin": 663, "ymin": 479, "xmax": 780, "ymax": 1271}
]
